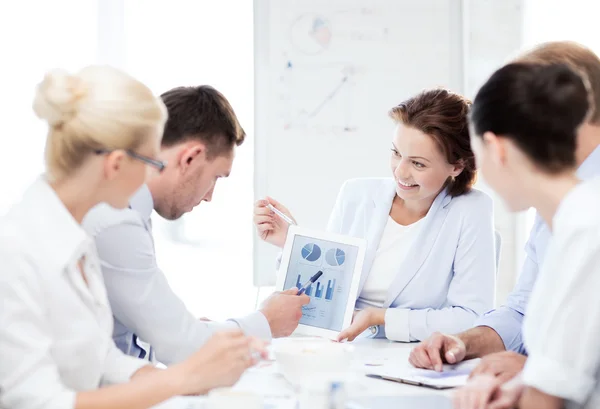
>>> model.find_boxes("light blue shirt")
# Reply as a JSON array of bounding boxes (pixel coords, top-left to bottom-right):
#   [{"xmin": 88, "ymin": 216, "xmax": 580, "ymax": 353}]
[
  {"xmin": 83, "ymin": 185, "xmax": 271, "ymax": 365},
  {"xmin": 475, "ymin": 146, "xmax": 600, "ymax": 354}
]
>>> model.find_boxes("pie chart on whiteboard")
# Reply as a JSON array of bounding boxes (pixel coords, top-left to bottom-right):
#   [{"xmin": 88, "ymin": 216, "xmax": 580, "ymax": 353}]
[
  {"xmin": 301, "ymin": 243, "xmax": 322, "ymax": 262},
  {"xmin": 290, "ymin": 14, "xmax": 332, "ymax": 55}
]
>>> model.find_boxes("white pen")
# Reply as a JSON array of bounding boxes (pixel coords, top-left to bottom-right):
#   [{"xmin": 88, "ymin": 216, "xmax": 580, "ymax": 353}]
[{"xmin": 267, "ymin": 203, "xmax": 296, "ymax": 225}]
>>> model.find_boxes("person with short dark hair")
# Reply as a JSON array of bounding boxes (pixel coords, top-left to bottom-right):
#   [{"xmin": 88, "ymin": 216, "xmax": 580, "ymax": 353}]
[
  {"xmin": 454, "ymin": 62, "xmax": 600, "ymax": 409},
  {"xmin": 254, "ymin": 88, "xmax": 497, "ymax": 343},
  {"xmin": 83, "ymin": 85, "xmax": 310, "ymax": 365}
]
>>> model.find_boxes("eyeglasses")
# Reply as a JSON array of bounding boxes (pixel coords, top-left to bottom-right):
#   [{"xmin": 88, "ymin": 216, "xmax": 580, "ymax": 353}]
[{"xmin": 95, "ymin": 149, "xmax": 167, "ymax": 173}]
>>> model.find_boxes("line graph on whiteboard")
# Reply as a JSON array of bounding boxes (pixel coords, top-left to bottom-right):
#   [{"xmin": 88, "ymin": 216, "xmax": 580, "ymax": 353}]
[
  {"xmin": 270, "ymin": 6, "xmax": 394, "ymax": 136},
  {"xmin": 278, "ymin": 62, "xmax": 360, "ymax": 134}
]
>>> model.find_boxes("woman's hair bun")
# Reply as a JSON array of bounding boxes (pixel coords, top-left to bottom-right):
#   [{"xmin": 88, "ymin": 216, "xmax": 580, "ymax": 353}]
[{"xmin": 33, "ymin": 69, "xmax": 88, "ymax": 128}]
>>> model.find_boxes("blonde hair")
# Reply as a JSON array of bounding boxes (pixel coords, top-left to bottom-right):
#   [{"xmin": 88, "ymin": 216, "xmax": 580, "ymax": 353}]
[{"xmin": 33, "ymin": 65, "xmax": 167, "ymax": 180}]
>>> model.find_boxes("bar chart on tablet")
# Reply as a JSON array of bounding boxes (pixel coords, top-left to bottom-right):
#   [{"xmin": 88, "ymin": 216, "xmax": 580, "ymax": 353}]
[{"xmin": 325, "ymin": 279, "xmax": 336, "ymax": 300}]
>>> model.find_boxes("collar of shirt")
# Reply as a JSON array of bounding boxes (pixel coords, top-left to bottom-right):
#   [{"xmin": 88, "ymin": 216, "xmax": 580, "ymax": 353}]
[
  {"xmin": 528, "ymin": 145, "xmax": 600, "ymax": 234},
  {"xmin": 17, "ymin": 176, "xmax": 90, "ymax": 275},
  {"xmin": 129, "ymin": 184, "xmax": 154, "ymax": 222},
  {"xmin": 577, "ymin": 145, "xmax": 600, "ymax": 179},
  {"xmin": 553, "ymin": 177, "xmax": 600, "ymax": 234}
]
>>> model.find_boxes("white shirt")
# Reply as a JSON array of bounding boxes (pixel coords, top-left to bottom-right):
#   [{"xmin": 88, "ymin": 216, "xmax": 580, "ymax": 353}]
[
  {"xmin": 360, "ymin": 216, "xmax": 423, "ymax": 307},
  {"xmin": 0, "ymin": 178, "xmax": 147, "ymax": 409},
  {"xmin": 522, "ymin": 177, "xmax": 600, "ymax": 409}
]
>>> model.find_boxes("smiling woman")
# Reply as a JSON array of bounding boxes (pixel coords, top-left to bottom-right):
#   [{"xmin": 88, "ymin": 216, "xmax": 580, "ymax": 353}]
[
  {"xmin": 389, "ymin": 89, "xmax": 476, "ymax": 200},
  {"xmin": 254, "ymin": 88, "xmax": 497, "ymax": 343}
]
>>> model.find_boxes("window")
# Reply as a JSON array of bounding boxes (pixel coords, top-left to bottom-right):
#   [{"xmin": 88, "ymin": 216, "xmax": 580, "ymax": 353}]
[
  {"xmin": 524, "ymin": 0, "xmax": 600, "ymax": 52},
  {"xmin": 122, "ymin": 1, "xmax": 256, "ymax": 320},
  {"xmin": 0, "ymin": 0, "xmax": 97, "ymax": 216},
  {"xmin": 522, "ymin": 0, "xmax": 600, "ymax": 263}
]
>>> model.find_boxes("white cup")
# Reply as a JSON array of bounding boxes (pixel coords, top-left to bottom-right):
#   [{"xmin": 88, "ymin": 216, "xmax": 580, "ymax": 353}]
[
  {"xmin": 206, "ymin": 388, "xmax": 263, "ymax": 409},
  {"xmin": 273, "ymin": 339, "xmax": 354, "ymax": 386}
]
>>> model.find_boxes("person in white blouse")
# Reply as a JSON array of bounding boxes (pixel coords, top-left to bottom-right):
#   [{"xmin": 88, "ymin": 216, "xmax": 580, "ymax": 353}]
[
  {"xmin": 254, "ymin": 89, "xmax": 497, "ymax": 343},
  {"xmin": 453, "ymin": 63, "xmax": 600, "ymax": 409},
  {"xmin": 0, "ymin": 66, "xmax": 264, "ymax": 409}
]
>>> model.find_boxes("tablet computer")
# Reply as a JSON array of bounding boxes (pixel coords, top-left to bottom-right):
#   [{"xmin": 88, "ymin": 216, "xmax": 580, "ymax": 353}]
[{"xmin": 276, "ymin": 225, "xmax": 367, "ymax": 339}]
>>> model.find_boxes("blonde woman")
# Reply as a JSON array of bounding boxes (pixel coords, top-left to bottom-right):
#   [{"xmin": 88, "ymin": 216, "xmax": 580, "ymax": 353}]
[{"xmin": 0, "ymin": 66, "xmax": 263, "ymax": 409}]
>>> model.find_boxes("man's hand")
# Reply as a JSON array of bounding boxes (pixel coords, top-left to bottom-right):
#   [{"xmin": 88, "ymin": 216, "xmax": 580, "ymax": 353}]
[
  {"xmin": 337, "ymin": 308, "xmax": 385, "ymax": 342},
  {"xmin": 260, "ymin": 288, "xmax": 310, "ymax": 337},
  {"xmin": 469, "ymin": 351, "xmax": 526, "ymax": 383},
  {"xmin": 409, "ymin": 332, "xmax": 467, "ymax": 372}
]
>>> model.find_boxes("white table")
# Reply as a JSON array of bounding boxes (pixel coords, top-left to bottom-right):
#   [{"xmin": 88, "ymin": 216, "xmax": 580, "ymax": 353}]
[{"xmin": 159, "ymin": 338, "xmax": 450, "ymax": 409}]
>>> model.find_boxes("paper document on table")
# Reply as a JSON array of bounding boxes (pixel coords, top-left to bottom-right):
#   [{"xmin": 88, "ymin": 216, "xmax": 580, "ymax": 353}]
[{"xmin": 367, "ymin": 359, "xmax": 480, "ymax": 389}]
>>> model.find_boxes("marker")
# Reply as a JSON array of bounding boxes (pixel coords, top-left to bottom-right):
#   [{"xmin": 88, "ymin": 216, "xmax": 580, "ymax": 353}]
[
  {"xmin": 267, "ymin": 203, "xmax": 296, "ymax": 225},
  {"xmin": 297, "ymin": 271, "xmax": 323, "ymax": 295}
]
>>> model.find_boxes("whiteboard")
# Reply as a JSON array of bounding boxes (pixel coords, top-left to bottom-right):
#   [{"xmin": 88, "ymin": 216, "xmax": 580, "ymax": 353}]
[{"xmin": 253, "ymin": 0, "xmax": 464, "ymax": 286}]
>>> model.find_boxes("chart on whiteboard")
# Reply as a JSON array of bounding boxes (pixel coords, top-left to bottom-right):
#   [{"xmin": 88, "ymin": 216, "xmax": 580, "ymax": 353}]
[{"xmin": 268, "ymin": 2, "xmax": 411, "ymax": 137}]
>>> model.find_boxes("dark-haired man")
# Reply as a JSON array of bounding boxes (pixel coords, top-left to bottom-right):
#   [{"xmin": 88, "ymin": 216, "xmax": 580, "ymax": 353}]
[{"xmin": 84, "ymin": 85, "xmax": 309, "ymax": 365}]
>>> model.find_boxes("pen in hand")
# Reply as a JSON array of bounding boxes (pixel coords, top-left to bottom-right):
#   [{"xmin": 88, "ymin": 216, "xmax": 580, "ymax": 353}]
[
  {"xmin": 266, "ymin": 203, "xmax": 296, "ymax": 225},
  {"xmin": 296, "ymin": 271, "xmax": 323, "ymax": 295}
]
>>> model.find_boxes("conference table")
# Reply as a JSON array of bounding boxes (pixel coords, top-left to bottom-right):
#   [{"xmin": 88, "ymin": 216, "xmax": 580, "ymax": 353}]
[{"xmin": 157, "ymin": 338, "xmax": 452, "ymax": 408}]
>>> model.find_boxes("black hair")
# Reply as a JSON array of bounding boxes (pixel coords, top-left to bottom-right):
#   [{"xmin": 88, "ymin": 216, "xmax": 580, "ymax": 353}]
[{"xmin": 470, "ymin": 63, "xmax": 590, "ymax": 172}]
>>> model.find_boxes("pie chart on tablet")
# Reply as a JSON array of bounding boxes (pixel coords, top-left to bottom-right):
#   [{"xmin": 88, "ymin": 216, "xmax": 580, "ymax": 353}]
[
  {"xmin": 326, "ymin": 248, "xmax": 346, "ymax": 266},
  {"xmin": 301, "ymin": 243, "xmax": 322, "ymax": 262}
]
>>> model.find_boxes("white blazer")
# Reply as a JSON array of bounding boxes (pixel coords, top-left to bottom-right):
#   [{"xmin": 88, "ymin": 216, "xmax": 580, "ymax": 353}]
[{"xmin": 327, "ymin": 178, "xmax": 496, "ymax": 341}]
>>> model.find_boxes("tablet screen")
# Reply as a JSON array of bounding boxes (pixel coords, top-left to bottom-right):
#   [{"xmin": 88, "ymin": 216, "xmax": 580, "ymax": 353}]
[{"xmin": 283, "ymin": 234, "xmax": 360, "ymax": 331}]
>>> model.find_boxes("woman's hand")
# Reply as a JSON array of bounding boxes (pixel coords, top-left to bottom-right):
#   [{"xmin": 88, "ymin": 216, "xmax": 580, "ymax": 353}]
[
  {"xmin": 453, "ymin": 374, "xmax": 524, "ymax": 409},
  {"xmin": 170, "ymin": 330, "xmax": 266, "ymax": 396},
  {"xmin": 253, "ymin": 197, "xmax": 296, "ymax": 248},
  {"xmin": 337, "ymin": 308, "xmax": 386, "ymax": 342}
]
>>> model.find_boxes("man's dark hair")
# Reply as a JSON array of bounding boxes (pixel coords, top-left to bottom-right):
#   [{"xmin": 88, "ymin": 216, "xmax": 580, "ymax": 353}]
[{"xmin": 160, "ymin": 85, "xmax": 246, "ymax": 158}]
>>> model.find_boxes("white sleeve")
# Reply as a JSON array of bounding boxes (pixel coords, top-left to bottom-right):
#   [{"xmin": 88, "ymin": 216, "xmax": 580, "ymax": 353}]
[
  {"xmin": 522, "ymin": 226, "xmax": 600, "ymax": 405},
  {"xmin": 0, "ymin": 247, "xmax": 76, "ymax": 409},
  {"xmin": 100, "ymin": 342, "xmax": 149, "ymax": 386}
]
